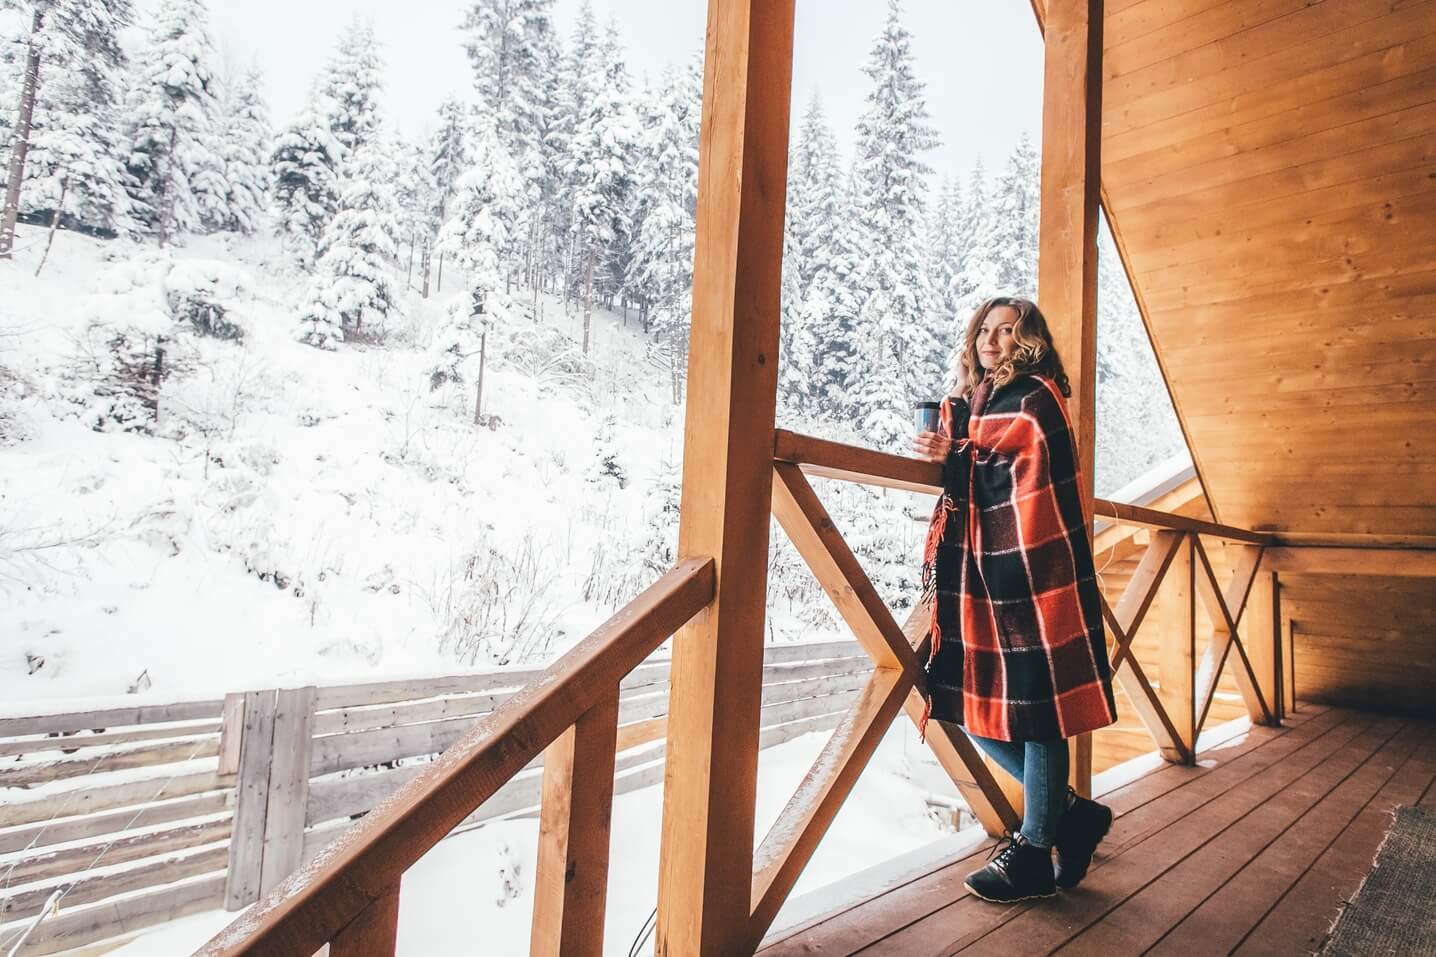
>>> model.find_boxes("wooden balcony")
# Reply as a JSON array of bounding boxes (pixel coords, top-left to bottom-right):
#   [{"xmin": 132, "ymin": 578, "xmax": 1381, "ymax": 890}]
[
  {"xmin": 760, "ymin": 703, "xmax": 1436, "ymax": 956},
  {"xmin": 184, "ymin": 0, "xmax": 1435, "ymax": 954}
]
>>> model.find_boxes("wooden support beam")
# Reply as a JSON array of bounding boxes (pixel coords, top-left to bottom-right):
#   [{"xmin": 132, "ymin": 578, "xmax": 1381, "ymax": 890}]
[
  {"xmin": 1159, "ymin": 533, "xmax": 1197, "ymax": 762},
  {"xmin": 1043, "ymin": 0, "xmax": 1103, "ymax": 798},
  {"xmin": 1100, "ymin": 592, "xmax": 1191, "ymax": 765},
  {"xmin": 1245, "ymin": 567, "xmax": 1283, "ymax": 726},
  {"xmin": 1037, "ymin": 0, "xmax": 1103, "ymax": 509},
  {"xmin": 654, "ymin": 1, "xmax": 796, "ymax": 953},
  {"xmin": 770, "ymin": 463, "xmax": 922, "ymax": 676},
  {"xmin": 1282, "ymin": 616, "xmax": 1297, "ymax": 715},
  {"xmin": 747, "ymin": 667, "xmax": 909, "ymax": 950},
  {"xmin": 1101, "ymin": 530, "xmax": 1191, "ymax": 762},
  {"xmin": 1193, "ymin": 538, "xmax": 1273, "ymax": 730},
  {"xmin": 225, "ymin": 689, "xmax": 277, "ymax": 911},
  {"xmin": 531, "ymin": 691, "xmax": 620, "ymax": 957}
]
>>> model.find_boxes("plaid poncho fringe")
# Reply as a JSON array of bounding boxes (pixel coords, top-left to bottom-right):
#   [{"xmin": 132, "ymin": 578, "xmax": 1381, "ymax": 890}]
[{"xmin": 918, "ymin": 373, "xmax": 1117, "ymax": 743}]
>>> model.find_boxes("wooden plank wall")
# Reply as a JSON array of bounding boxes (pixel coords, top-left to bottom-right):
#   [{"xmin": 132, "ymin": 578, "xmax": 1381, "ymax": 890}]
[
  {"xmin": 0, "ymin": 702, "xmax": 230, "ymax": 957},
  {"xmin": 1283, "ymin": 574, "xmax": 1436, "ymax": 717},
  {"xmin": 1088, "ymin": 0, "xmax": 1436, "ymax": 544}
]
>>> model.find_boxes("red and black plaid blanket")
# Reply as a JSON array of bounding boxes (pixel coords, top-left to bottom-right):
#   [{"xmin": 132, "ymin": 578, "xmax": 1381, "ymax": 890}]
[{"xmin": 919, "ymin": 373, "xmax": 1117, "ymax": 743}]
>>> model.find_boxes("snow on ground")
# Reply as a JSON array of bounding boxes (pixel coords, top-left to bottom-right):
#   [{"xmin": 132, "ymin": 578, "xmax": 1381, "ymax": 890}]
[
  {"xmin": 105, "ymin": 722, "xmax": 959, "ymax": 956},
  {"xmin": 1, "ymin": 225, "xmax": 956, "ymax": 952},
  {"xmin": 1, "ymin": 223, "xmax": 869, "ymax": 708}
]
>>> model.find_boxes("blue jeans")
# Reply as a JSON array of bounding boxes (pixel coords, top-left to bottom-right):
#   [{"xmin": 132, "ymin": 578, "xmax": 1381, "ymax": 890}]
[{"xmin": 965, "ymin": 732, "xmax": 1069, "ymax": 848}]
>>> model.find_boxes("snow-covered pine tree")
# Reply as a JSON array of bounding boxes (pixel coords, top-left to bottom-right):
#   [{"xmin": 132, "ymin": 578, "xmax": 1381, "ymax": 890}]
[
  {"xmin": 630, "ymin": 58, "xmax": 701, "ymax": 405},
  {"xmin": 269, "ymin": 99, "xmax": 342, "ymax": 269},
  {"xmin": 430, "ymin": 115, "xmax": 524, "ymax": 423},
  {"xmin": 551, "ymin": 0, "xmax": 599, "ymax": 301},
  {"xmin": 216, "ymin": 67, "xmax": 269, "ymax": 234},
  {"xmin": 391, "ymin": 137, "xmax": 434, "ymax": 290},
  {"xmin": 850, "ymin": 0, "xmax": 941, "ymax": 450},
  {"xmin": 928, "ymin": 175, "xmax": 961, "ymax": 325},
  {"xmin": 461, "ymin": 0, "xmax": 559, "ymax": 281},
  {"xmin": 296, "ymin": 137, "xmax": 402, "ymax": 348},
  {"xmin": 593, "ymin": 18, "xmax": 639, "ymax": 316},
  {"xmin": 422, "ymin": 97, "xmax": 470, "ymax": 296},
  {"xmin": 461, "ymin": 0, "xmax": 557, "ymax": 152},
  {"xmin": 779, "ymin": 92, "xmax": 840, "ymax": 414},
  {"xmin": 123, "ymin": 0, "xmax": 228, "ymax": 244},
  {"xmin": 984, "ymin": 131, "xmax": 1041, "ymax": 299},
  {"xmin": 787, "ymin": 94, "xmax": 845, "ymax": 301},
  {"xmin": 1, "ymin": 0, "xmax": 135, "ymax": 256},
  {"xmin": 566, "ymin": 19, "xmax": 638, "ymax": 354},
  {"xmin": 953, "ymin": 158, "xmax": 995, "ymax": 319},
  {"xmin": 777, "ymin": 218, "xmax": 810, "ymax": 419},
  {"xmin": 319, "ymin": 18, "xmax": 384, "ymax": 160}
]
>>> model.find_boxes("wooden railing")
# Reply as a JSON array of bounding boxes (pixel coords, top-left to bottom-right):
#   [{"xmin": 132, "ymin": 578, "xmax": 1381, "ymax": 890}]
[
  {"xmin": 194, "ymin": 557, "xmax": 714, "ymax": 956},
  {"xmin": 0, "ymin": 639, "xmax": 866, "ymax": 956},
  {"xmin": 194, "ymin": 431, "xmax": 1288, "ymax": 956}
]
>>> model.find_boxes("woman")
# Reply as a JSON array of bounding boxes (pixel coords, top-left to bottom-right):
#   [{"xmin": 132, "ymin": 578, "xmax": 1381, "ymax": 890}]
[{"xmin": 912, "ymin": 296, "xmax": 1118, "ymax": 904}]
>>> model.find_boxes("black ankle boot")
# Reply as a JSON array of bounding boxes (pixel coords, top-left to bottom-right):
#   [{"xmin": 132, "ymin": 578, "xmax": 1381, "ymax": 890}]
[
  {"xmin": 964, "ymin": 833, "xmax": 1056, "ymax": 903},
  {"xmin": 1054, "ymin": 787, "xmax": 1113, "ymax": 890}
]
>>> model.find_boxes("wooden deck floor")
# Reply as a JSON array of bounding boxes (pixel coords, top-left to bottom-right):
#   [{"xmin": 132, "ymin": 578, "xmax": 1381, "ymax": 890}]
[{"xmin": 760, "ymin": 704, "xmax": 1436, "ymax": 957}]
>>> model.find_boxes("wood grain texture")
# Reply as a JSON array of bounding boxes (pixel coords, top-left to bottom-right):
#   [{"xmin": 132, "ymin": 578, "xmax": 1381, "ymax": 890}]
[
  {"xmin": 654, "ymin": 2, "xmax": 795, "ymax": 953},
  {"xmin": 530, "ymin": 691, "xmax": 619, "ymax": 957}
]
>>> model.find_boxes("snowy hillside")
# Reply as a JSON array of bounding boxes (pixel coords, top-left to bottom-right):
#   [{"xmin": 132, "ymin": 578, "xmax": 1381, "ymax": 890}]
[{"xmin": 0, "ymin": 223, "xmax": 931, "ymax": 708}]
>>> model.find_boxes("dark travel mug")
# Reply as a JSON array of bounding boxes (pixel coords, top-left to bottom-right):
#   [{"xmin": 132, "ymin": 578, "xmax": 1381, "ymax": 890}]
[{"xmin": 914, "ymin": 401, "xmax": 941, "ymax": 436}]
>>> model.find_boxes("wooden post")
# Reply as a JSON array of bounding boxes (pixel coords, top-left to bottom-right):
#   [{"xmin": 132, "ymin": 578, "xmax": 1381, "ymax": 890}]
[
  {"xmin": 1159, "ymin": 534, "xmax": 1197, "ymax": 762},
  {"xmin": 224, "ymin": 686, "xmax": 316, "ymax": 910},
  {"xmin": 259, "ymin": 686, "xmax": 317, "ymax": 895},
  {"xmin": 530, "ymin": 691, "xmax": 620, "ymax": 957},
  {"xmin": 1282, "ymin": 614, "xmax": 1296, "ymax": 716},
  {"xmin": 1037, "ymin": 0, "xmax": 1104, "ymax": 797},
  {"xmin": 1244, "ymin": 569, "xmax": 1281, "ymax": 726},
  {"xmin": 654, "ymin": 1, "xmax": 795, "ymax": 954},
  {"xmin": 217, "ymin": 692, "xmax": 245, "ymax": 780},
  {"xmin": 225, "ymin": 690, "xmax": 277, "ymax": 910}
]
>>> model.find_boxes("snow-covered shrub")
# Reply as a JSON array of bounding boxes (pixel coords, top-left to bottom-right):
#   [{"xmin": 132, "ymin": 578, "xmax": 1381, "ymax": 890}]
[
  {"xmin": 0, "ymin": 330, "xmax": 32, "ymax": 445},
  {"xmin": 426, "ymin": 535, "xmax": 562, "ymax": 666},
  {"xmin": 65, "ymin": 322, "xmax": 193, "ymax": 434},
  {"xmin": 587, "ymin": 413, "xmax": 627, "ymax": 490},
  {"xmin": 496, "ymin": 322, "xmax": 595, "ymax": 389},
  {"xmin": 580, "ymin": 538, "xmax": 646, "ymax": 609},
  {"xmin": 635, "ymin": 459, "xmax": 682, "ymax": 577},
  {"xmin": 164, "ymin": 259, "xmax": 253, "ymax": 340}
]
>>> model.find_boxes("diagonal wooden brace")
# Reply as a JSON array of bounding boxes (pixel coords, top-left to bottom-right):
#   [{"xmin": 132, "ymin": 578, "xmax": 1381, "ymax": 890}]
[
  {"xmin": 1192, "ymin": 538, "xmax": 1273, "ymax": 731},
  {"xmin": 769, "ymin": 463, "xmax": 1020, "ymax": 837}
]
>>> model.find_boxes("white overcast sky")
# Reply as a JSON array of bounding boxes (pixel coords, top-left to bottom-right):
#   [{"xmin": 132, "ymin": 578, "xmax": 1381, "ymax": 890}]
[{"xmin": 137, "ymin": 0, "xmax": 1044, "ymax": 181}]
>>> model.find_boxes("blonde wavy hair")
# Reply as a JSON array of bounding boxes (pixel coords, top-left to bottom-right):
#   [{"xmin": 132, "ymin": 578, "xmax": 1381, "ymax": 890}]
[{"xmin": 951, "ymin": 296, "xmax": 1072, "ymax": 400}]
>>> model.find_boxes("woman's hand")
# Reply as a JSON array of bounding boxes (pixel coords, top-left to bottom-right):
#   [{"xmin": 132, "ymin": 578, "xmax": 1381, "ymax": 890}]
[{"xmin": 912, "ymin": 431, "xmax": 952, "ymax": 463}]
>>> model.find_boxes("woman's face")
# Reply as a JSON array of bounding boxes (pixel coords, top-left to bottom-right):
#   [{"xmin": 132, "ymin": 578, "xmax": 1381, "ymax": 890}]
[{"xmin": 975, "ymin": 306, "xmax": 1019, "ymax": 370}]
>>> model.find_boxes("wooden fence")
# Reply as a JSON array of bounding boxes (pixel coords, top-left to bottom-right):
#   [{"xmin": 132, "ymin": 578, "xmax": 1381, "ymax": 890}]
[{"xmin": 0, "ymin": 638, "xmax": 866, "ymax": 956}]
